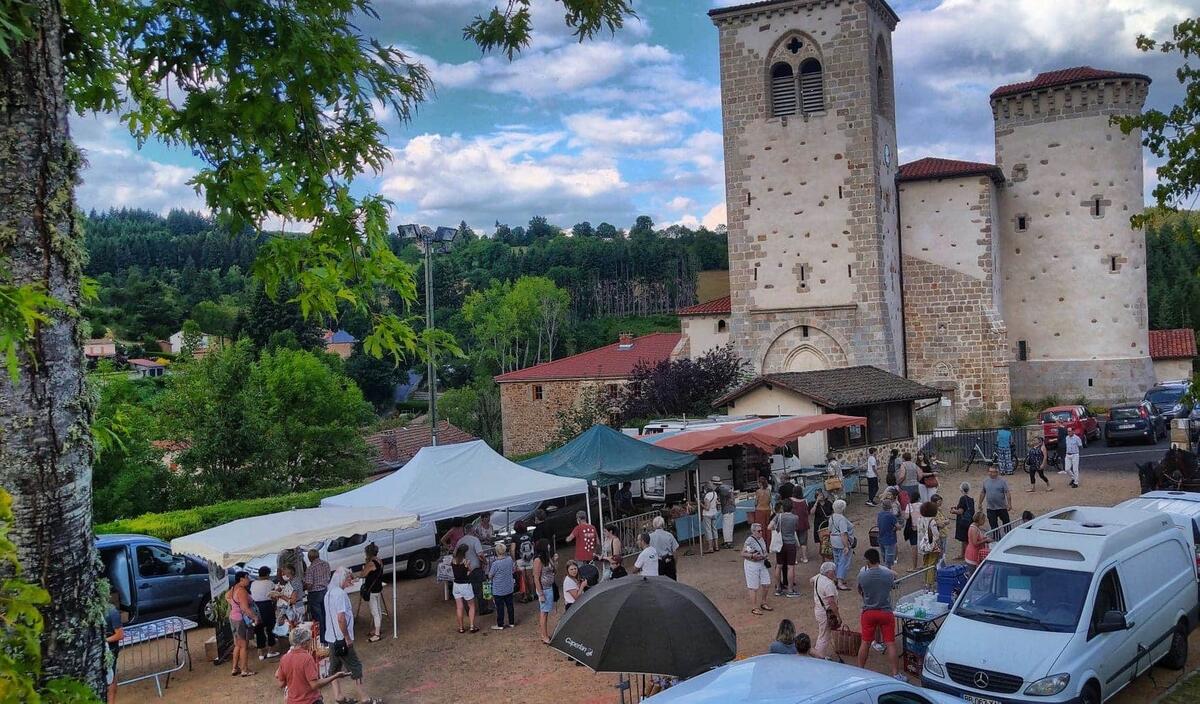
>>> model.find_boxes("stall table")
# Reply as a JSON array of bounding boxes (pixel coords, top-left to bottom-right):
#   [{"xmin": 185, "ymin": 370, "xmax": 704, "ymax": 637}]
[
  {"xmin": 893, "ymin": 589, "xmax": 950, "ymax": 676},
  {"xmin": 674, "ymin": 498, "xmax": 755, "ymax": 542}
]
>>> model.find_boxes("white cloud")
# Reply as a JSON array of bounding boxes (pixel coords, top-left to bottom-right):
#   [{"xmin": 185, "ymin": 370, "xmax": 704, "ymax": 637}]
[
  {"xmin": 379, "ymin": 129, "xmax": 633, "ymax": 229},
  {"xmin": 666, "ymin": 196, "xmax": 695, "ymax": 211},
  {"xmin": 672, "ymin": 201, "xmax": 727, "ymax": 230},
  {"xmin": 564, "ymin": 109, "xmax": 694, "ymax": 150}
]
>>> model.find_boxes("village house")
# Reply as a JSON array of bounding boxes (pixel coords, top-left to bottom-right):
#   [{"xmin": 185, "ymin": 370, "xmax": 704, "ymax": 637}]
[
  {"xmin": 1149, "ymin": 329, "xmax": 1197, "ymax": 383},
  {"xmin": 128, "ymin": 358, "xmax": 166, "ymax": 378},
  {"xmin": 168, "ymin": 329, "xmax": 210, "ymax": 356},
  {"xmin": 495, "ymin": 332, "xmax": 683, "ymax": 456},
  {"xmin": 323, "ymin": 329, "xmax": 358, "ymax": 359},
  {"xmin": 363, "ymin": 420, "xmax": 477, "ymax": 475},
  {"xmin": 83, "ymin": 337, "xmax": 117, "ymax": 359}
]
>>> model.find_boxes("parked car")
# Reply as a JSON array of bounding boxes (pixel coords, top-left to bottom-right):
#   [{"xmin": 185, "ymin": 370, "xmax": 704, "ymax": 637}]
[
  {"xmin": 98, "ymin": 534, "xmax": 213, "ymax": 625},
  {"xmin": 486, "ymin": 492, "xmax": 612, "ymax": 544},
  {"xmin": 1116, "ymin": 491, "xmax": 1200, "ymax": 581},
  {"xmin": 1144, "ymin": 382, "xmax": 1192, "ymax": 424},
  {"xmin": 645, "ymin": 654, "xmax": 964, "ymax": 703},
  {"xmin": 921, "ymin": 506, "xmax": 1198, "ymax": 704},
  {"xmin": 241, "ymin": 522, "xmax": 439, "ymax": 580},
  {"xmin": 1040, "ymin": 405, "xmax": 1100, "ymax": 447},
  {"xmin": 1103, "ymin": 402, "xmax": 1165, "ymax": 446}
]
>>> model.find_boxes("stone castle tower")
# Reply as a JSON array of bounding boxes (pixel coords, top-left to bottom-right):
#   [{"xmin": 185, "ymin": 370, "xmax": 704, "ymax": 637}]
[
  {"xmin": 706, "ymin": 0, "xmax": 1155, "ymax": 412},
  {"xmin": 710, "ymin": 0, "xmax": 905, "ymax": 376},
  {"xmin": 993, "ymin": 69, "xmax": 1153, "ymax": 402}
]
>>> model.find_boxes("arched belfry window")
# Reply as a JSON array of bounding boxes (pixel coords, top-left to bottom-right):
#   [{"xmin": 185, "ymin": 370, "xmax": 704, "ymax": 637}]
[
  {"xmin": 770, "ymin": 62, "xmax": 797, "ymax": 117},
  {"xmin": 799, "ymin": 59, "xmax": 825, "ymax": 113}
]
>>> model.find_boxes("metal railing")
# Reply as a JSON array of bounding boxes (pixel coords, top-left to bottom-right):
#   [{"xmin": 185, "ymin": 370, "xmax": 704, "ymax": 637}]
[
  {"xmin": 117, "ymin": 616, "xmax": 194, "ymax": 696},
  {"xmin": 917, "ymin": 427, "xmax": 1032, "ymax": 473},
  {"xmin": 890, "ymin": 516, "xmax": 1026, "ymax": 593},
  {"xmin": 606, "ymin": 509, "xmax": 664, "ymax": 558}
]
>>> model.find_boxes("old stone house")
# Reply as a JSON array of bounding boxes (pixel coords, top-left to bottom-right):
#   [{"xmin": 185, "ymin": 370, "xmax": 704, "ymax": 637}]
[
  {"xmin": 1148, "ymin": 329, "xmax": 1196, "ymax": 383},
  {"xmin": 495, "ymin": 332, "xmax": 683, "ymax": 456},
  {"xmin": 708, "ymin": 0, "xmax": 1154, "ymax": 416}
]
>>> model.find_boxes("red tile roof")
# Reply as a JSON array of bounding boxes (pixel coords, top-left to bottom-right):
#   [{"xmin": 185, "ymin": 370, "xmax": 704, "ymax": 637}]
[
  {"xmin": 494, "ymin": 332, "xmax": 683, "ymax": 383},
  {"xmin": 898, "ymin": 157, "xmax": 1003, "ymax": 183},
  {"xmin": 991, "ymin": 66, "xmax": 1150, "ymax": 100},
  {"xmin": 1149, "ymin": 329, "xmax": 1197, "ymax": 360},
  {"xmin": 678, "ymin": 295, "xmax": 731, "ymax": 316},
  {"xmin": 363, "ymin": 420, "xmax": 477, "ymax": 474}
]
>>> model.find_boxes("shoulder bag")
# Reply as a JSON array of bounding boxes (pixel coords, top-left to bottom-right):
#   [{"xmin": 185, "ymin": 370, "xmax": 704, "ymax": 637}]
[{"xmin": 815, "ymin": 577, "xmax": 842, "ymax": 630}]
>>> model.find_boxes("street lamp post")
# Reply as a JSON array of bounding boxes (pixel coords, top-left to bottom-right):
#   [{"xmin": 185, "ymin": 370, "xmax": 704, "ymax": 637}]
[{"xmin": 397, "ymin": 224, "xmax": 457, "ymax": 446}]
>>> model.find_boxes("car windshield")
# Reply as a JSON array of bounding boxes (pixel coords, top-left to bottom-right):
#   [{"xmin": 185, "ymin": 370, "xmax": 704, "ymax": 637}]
[
  {"xmin": 1042, "ymin": 411, "xmax": 1073, "ymax": 423},
  {"xmin": 1147, "ymin": 388, "xmax": 1186, "ymax": 405},
  {"xmin": 1109, "ymin": 408, "xmax": 1142, "ymax": 420},
  {"xmin": 954, "ymin": 560, "xmax": 1092, "ymax": 633},
  {"xmin": 489, "ymin": 502, "xmax": 538, "ymax": 533}
]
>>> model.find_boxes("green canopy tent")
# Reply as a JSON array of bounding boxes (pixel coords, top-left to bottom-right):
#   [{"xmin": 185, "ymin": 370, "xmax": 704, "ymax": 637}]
[{"xmin": 522, "ymin": 425, "xmax": 701, "ymax": 554}]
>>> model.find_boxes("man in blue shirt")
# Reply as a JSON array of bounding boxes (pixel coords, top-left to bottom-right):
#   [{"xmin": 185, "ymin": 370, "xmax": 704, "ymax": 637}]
[{"xmin": 996, "ymin": 427, "xmax": 1013, "ymax": 474}]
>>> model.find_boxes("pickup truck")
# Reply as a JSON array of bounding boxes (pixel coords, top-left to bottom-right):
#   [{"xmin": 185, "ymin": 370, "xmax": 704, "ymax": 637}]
[{"xmin": 98, "ymin": 534, "xmax": 213, "ymax": 625}]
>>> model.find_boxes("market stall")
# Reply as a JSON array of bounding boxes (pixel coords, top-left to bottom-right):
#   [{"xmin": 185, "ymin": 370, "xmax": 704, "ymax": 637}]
[{"xmin": 171, "ymin": 506, "xmax": 419, "ymax": 639}]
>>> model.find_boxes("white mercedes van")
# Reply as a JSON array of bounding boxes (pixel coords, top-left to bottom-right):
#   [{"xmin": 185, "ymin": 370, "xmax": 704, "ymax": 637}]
[{"xmin": 921, "ymin": 506, "xmax": 1198, "ymax": 704}]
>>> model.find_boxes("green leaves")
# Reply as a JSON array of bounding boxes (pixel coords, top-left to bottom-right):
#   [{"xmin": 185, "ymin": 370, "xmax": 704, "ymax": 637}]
[
  {"xmin": 0, "ymin": 270, "xmax": 62, "ymax": 381},
  {"xmin": 0, "ymin": 0, "xmax": 35, "ymax": 57},
  {"xmin": 1115, "ymin": 18, "xmax": 1200, "ymax": 227},
  {"xmin": 464, "ymin": 0, "xmax": 635, "ymax": 59}
]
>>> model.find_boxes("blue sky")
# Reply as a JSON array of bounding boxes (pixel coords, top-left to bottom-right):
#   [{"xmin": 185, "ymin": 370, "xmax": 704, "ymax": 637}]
[{"xmin": 72, "ymin": 0, "xmax": 1198, "ymax": 233}]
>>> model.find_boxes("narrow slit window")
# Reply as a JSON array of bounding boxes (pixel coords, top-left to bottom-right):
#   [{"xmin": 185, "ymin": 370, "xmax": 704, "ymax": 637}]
[
  {"xmin": 770, "ymin": 62, "xmax": 797, "ymax": 117},
  {"xmin": 1110, "ymin": 256, "xmax": 1118, "ymax": 272},
  {"xmin": 1093, "ymin": 198, "xmax": 1102, "ymax": 217},
  {"xmin": 746, "ymin": 191, "xmax": 752, "ymax": 207},
  {"xmin": 799, "ymin": 59, "xmax": 824, "ymax": 113},
  {"xmin": 799, "ymin": 266, "xmax": 806, "ymax": 282},
  {"xmin": 1016, "ymin": 215, "xmax": 1028, "ymax": 232},
  {"xmin": 838, "ymin": 186, "xmax": 843, "ymax": 199},
  {"xmin": 847, "ymin": 264, "xmax": 852, "ymax": 278},
  {"xmin": 1017, "ymin": 340, "xmax": 1028, "ymax": 361},
  {"xmin": 753, "ymin": 267, "xmax": 758, "ymax": 282},
  {"xmin": 801, "ymin": 325, "xmax": 810, "ymax": 338}
]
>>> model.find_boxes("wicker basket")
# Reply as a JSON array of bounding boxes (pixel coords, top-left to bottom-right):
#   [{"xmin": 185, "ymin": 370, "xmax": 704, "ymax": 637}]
[{"xmin": 833, "ymin": 626, "xmax": 862, "ymax": 656}]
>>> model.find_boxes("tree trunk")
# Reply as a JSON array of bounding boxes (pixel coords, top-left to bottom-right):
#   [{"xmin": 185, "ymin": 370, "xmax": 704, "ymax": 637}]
[{"xmin": 0, "ymin": 0, "xmax": 104, "ymax": 693}]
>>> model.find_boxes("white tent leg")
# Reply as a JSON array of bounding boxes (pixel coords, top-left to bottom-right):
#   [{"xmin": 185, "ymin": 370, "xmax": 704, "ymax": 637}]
[
  {"xmin": 391, "ymin": 528, "xmax": 398, "ymax": 639},
  {"xmin": 586, "ymin": 485, "xmax": 593, "ymax": 528},
  {"xmin": 695, "ymin": 468, "xmax": 703, "ymax": 556}
]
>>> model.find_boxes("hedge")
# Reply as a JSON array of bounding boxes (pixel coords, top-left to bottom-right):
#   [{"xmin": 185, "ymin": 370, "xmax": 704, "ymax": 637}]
[{"xmin": 94, "ymin": 485, "xmax": 360, "ymax": 542}]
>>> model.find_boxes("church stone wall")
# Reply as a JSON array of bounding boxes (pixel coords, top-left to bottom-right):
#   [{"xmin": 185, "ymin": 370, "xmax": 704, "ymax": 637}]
[
  {"xmin": 994, "ymin": 78, "xmax": 1153, "ymax": 403},
  {"xmin": 713, "ymin": 0, "xmax": 903, "ymax": 377},
  {"xmin": 899, "ymin": 176, "xmax": 1010, "ymax": 416}
]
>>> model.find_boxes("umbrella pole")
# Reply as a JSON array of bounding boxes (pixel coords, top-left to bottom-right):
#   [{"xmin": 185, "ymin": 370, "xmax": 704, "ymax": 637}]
[
  {"xmin": 391, "ymin": 529, "xmax": 398, "ymax": 639},
  {"xmin": 597, "ymin": 484, "xmax": 606, "ymax": 557},
  {"xmin": 695, "ymin": 468, "xmax": 703, "ymax": 557}
]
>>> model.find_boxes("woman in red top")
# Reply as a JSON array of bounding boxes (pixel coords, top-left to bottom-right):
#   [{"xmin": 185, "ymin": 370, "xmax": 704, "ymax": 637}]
[{"xmin": 275, "ymin": 627, "xmax": 346, "ymax": 704}]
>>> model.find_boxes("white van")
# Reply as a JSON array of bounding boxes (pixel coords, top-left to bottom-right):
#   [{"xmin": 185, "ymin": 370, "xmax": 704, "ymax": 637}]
[
  {"xmin": 921, "ymin": 506, "xmax": 1198, "ymax": 704},
  {"xmin": 1115, "ymin": 491, "xmax": 1200, "ymax": 580},
  {"xmin": 242, "ymin": 522, "xmax": 438, "ymax": 579}
]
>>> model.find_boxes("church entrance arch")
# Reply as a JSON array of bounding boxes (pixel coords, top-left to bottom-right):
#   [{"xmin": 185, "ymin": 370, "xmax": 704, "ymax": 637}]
[
  {"xmin": 784, "ymin": 345, "xmax": 828, "ymax": 372},
  {"xmin": 760, "ymin": 322, "xmax": 849, "ymax": 374}
]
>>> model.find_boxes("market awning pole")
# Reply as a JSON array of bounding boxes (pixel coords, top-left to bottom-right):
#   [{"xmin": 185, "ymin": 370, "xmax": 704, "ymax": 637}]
[
  {"xmin": 586, "ymin": 485, "xmax": 593, "ymax": 528},
  {"xmin": 597, "ymin": 483, "xmax": 606, "ymax": 557},
  {"xmin": 391, "ymin": 528, "xmax": 398, "ymax": 639},
  {"xmin": 695, "ymin": 468, "xmax": 703, "ymax": 556}
]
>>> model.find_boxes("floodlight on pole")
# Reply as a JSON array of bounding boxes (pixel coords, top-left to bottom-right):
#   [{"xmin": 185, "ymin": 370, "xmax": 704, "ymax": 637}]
[{"xmin": 399, "ymin": 223, "xmax": 458, "ymax": 446}]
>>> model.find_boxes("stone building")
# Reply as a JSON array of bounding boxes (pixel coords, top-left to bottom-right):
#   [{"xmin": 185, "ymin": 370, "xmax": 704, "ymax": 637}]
[
  {"xmin": 706, "ymin": 0, "xmax": 1155, "ymax": 416},
  {"xmin": 1148, "ymin": 329, "xmax": 1196, "ymax": 383},
  {"xmin": 494, "ymin": 332, "xmax": 683, "ymax": 456}
]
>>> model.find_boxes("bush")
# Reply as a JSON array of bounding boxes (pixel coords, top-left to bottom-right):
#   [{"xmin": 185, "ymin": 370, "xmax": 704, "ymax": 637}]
[
  {"xmin": 1002, "ymin": 404, "xmax": 1036, "ymax": 428},
  {"xmin": 94, "ymin": 485, "xmax": 358, "ymax": 541}
]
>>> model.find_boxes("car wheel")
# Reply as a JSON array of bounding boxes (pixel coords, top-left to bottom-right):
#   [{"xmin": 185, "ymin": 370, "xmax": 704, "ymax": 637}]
[
  {"xmin": 1161, "ymin": 622, "xmax": 1188, "ymax": 670},
  {"xmin": 1080, "ymin": 681, "xmax": 1101, "ymax": 704},
  {"xmin": 199, "ymin": 595, "xmax": 214, "ymax": 626},
  {"xmin": 405, "ymin": 549, "xmax": 434, "ymax": 579}
]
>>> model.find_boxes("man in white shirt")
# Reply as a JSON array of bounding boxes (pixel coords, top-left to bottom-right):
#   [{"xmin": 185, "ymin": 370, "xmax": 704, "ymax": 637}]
[
  {"xmin": 324, "ymin": 567, "xmax": 376, "ymax": 704},
  {"xmin": 1064, "ymin": 427, "xmax": 1083, "ymax": 488},
  {"xmin": 648, "ymin": 516, "xmax": 680, "ymax": 580},
  {"xmin": 702, "ymin": 478, "xmax": 721, "ymax": 553},
  {"xmin": 632, "ymin": 532, "xmax": 659, "ymax": 576},
  {"xmin": 865, "ymin": 446, "xmax": 879, "ymax": 507}
]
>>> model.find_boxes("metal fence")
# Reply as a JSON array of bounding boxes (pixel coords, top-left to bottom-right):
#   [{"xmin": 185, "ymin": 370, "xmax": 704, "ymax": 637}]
[
  {"xmin": 917, "ymin": 426, "xmax": 1033, "ymax": 473},
  {"xmin": 607, "ymin": 509, "xmax": 664, "ymax": 558},
  {"xmin": 890, "ymin": 516, "xmax": 1026, "ymax": 593},
  {"xmin": 117, "ymin": 616, "xmax": 194, "ymax": 696}
]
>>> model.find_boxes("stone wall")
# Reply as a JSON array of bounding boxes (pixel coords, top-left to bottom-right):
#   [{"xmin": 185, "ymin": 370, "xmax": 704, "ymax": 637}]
[
  {"xmin": 713, "ymin": 0, "xmax": 903, "ymax": 377},
  {"xmin": 498, "ymin": 379, "xmax": 615, "ymax": 457},
  {"xmin": 1153, "ymin": 358, "xmax": 1194, "ymax": 384},
  {"xmin": 994, "ymin": 78, "xmax": 1153, "ymax": 401},
  {"xmin": 680, "ymin": 314, "xmax": 731, "ymax": 357},
  {"xmin": 899, "ymin": 176, "xmax": 1011, "ymax": 417}
]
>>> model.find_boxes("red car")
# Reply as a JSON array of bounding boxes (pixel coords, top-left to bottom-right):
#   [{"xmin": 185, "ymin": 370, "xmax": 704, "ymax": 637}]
[{"xmin": 1040, "ymin": 405, "xmax": 1101, "ymax": 447}]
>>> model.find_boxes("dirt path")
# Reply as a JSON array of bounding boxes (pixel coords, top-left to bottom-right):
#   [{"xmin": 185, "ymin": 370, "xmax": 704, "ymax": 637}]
[{"xmin": 121, "ymin": 470, "xmax": 1199, "ymax": 703}]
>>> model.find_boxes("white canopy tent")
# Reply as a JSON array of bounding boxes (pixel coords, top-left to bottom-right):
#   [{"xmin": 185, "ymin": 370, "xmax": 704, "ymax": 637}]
[
  {"xmin": 321, "ymin": 440, "xmax": 590, "ymax": 520},
  {"xmin": 171, "ymin": 506, "xmax": 418, "ymax": 639}
]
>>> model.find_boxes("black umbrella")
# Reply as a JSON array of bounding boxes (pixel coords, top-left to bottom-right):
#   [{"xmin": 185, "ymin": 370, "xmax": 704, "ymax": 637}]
[{"xmin": 549, "ymin": 575, "xmax": 736, "ymax": 679}]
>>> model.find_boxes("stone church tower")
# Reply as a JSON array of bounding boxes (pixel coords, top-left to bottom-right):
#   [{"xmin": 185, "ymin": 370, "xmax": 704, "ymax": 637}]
[{"xmin": 710, "ymin": 0, "xmax": 904, "ymax": 376}]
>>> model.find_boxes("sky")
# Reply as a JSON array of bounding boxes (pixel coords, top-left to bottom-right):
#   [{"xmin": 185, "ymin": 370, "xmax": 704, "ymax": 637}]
[{"xmin": 71, "ymin": 0, "xmax": 1200, "ymax": 234}]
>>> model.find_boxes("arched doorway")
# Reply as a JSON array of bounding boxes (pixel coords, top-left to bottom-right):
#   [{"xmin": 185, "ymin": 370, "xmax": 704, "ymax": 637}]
[{"xmin": 785, "ymin": 345, "xmax": 828, "ymax": 372}]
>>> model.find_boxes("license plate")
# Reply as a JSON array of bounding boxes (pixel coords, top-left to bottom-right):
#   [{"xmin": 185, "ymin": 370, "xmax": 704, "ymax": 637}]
[
  {"xmin": 962, "ymin": 695, "xmax": 1000, "ymax": 704},
  {"xmin": 1118, "ymin": 424, "xmax": 1135, "ymax": 429}
]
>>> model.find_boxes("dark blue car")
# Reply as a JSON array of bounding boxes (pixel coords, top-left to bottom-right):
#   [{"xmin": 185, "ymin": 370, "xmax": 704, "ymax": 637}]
[
  {"xmin": 97, "ymin": 534, "xmax": 213, "ymax": 625},
  {"xmin": 1104, "ymin": 401, "xmax": 1165, "ymax": 445}
]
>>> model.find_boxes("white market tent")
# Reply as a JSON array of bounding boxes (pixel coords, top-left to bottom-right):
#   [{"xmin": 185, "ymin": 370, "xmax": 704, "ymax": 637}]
[
  {"xmin": 171, "ymin": 506, "xmax": 418, "ymax": 568},
  {"xmin": 171, "ymin": 506, "xmax": 418, "ymax": 639},
  {"xmin": 320, "ymin": 440, "xmax": 590, "ymax": 520}
]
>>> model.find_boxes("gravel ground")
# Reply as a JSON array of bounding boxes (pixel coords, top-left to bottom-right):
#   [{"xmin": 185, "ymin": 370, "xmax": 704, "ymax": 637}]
[{"xmin": 121, "ymin": 468, "xmax": 1200, "ymax": 704}]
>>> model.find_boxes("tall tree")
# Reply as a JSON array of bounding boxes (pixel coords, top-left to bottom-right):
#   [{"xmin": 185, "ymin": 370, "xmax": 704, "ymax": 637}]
[
  {"xmin": 0, "ymin": 0, "xmax": 634, "ymax": 688},
  {"xmin": 629, "ymin": 215, "xmax": 656, "ymax": 238},
  {"xmin": 571, "ymin": 221, "xmax": 595, "ymax": 238},
  {"xmin": 596, "ymin": 222, "xmax": 620, "ymax": 239}
]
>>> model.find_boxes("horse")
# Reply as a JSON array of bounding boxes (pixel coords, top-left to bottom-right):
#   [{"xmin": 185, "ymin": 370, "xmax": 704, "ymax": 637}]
[{"xmin": 1138, "ymin": 446, "xmax": 1200, "ymax": 493}]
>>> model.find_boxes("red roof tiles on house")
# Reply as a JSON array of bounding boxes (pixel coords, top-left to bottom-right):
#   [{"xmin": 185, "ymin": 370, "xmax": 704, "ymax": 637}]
[
  {"xmin": 991, "ymin": 66, "xmax": 1151, "ymax": 100},
  {"xmin": 678, "ymin": 295, "xmax": 732, "ymax": 316},
  {"xmin": 494, "ymin": 332, "xmax": 683, "ymax": 383},
  {"xmin": 363, "ymin": 420, "xmax": 477, "ymax": 474},
  {"xmin": 897, "ymin": 157, "xmax": 1003, "ymax": 184},
  {"xmin": 1149, "ymin": 329, "xmax": 1197, "ymax": 360}
]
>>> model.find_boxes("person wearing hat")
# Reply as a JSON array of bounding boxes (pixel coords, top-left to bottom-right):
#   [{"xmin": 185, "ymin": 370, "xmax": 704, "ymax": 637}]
[
  {"xmin": 811, "ymin": 561, "xmax": 841, "ymax": 659},
  {"xmin": 701, "ymin": 477, "xmax": 721, "ymax": 552},
  {"xmin": 274, "ymin": 625, "xmax": 348, "ymax": 702}
]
